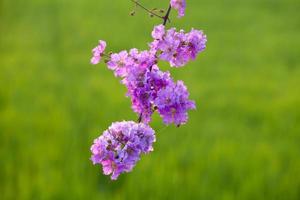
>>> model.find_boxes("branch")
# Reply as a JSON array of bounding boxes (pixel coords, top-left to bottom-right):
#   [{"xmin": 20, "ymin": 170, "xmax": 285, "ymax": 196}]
[
  {"xmin": 137, "ymin": 113, "xmax": 142, "ymax": 123},
  {"xmin": 131, "ymin": 0, "xmax": 164, "ymax": 20},
  {"xmin": 163, "ymin": 5, "xmax": 172, "ymax": 25}
]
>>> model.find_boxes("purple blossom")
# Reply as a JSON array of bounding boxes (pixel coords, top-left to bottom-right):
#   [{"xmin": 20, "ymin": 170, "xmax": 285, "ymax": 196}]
[
  {"xmin": 125, "ymin": 64, "xmax": 172, "ymax": 123},
  {"xmin": 170, "ymin": 0, "xmax": 186, "ymax": 18},
  {"xmin": 150, "ymin": 26, "xmax": 207, "ymax": 68},
  {"xmin": 90, "ymin": 121, "xmax": 156, "ymax": 180},
  {"xmin": 108, "ymin": 49, "xmax": 156, "ymax": 78},
  {"xmin": 90, "ymin": 40, "xmax": 106, "ymax": 65},
  {"xmin": 107, "ymin": 50, "xmax": 133, "ymax": 77},
  {"xmin": 105, "ymin": 48, "xmax": 173, "ymax": 123},
  {"xmin": 155, "ymin": 80, "xmax": 196, "ymax": 126},
  {"xmin": 185, "ymin": 29, "xmax": 207, "ymax": 60},
  {"xmin": 102, "ymin": 36, "xmax": 201, "ymax": 124},
  {"xmin": 158, "ymin": 28, "xmax": 182, "ymax": 63},
  {"xmin": 151, "ymin": 24, "xmax": 165, "ymax": 40}
]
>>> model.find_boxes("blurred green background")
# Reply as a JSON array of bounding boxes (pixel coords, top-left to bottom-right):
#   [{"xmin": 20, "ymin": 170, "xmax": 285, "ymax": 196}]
[{"xmin": 1, "ymin": 0, "xmax": 300, "ymax": 199}]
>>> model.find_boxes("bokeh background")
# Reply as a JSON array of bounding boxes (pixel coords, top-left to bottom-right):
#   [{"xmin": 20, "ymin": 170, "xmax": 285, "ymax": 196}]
[{"xmin": 1, "ymin": 0, "xmax": 300, "ymax": 199}]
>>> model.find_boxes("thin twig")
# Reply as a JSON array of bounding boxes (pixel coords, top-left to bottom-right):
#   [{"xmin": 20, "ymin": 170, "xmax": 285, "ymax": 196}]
[{"xmin": 131, "ymin": 0, "xmax": 164, "ymax": 19}]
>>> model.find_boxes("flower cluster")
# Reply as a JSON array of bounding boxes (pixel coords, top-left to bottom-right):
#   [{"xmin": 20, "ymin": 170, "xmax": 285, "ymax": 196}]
[
  {"xmin": 107, "ymin": 49, "xmax": 174, "ymax": 123},
  {"xmin": 91, "ymin": 121, "xmax": 155, "ymax": 180},
  {"xmin": 105, "ymin": 46, "xmax": 197, "ymax": 125},
  {"xmin": 155, "ymin": 80, "xmax": 196, "ymax": 126},
  {"xmin": 90, "ymin": 0, "xmax": 207, "ymax": 180},
  {"xmin": 102, "ymin": 24, "xmax": 206, "ymax": 125},
  {"xmin": 150, "ymin": 25, "xmax": 207, "ymax": 67}
]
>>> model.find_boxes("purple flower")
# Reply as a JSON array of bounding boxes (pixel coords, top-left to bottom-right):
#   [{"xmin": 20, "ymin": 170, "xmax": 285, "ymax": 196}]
[
  {"xmin": 91, "ymin": 40, "xmax": 106, "ymax": 65},
  {"xmin": 185, "ymin": 29, "xmax": 207, "ymax": 60},
  {"xmin": 90, "ymin": 121, "xmax": 156, "ymax": 180},
  {"xmin": 105, "ymin": 48, "xmax": 172, "ymax": 123},
  {"xmin": 125, "ymin": 65, "xmax": 172, "ymax": 123},
  {"xmin": 155, "ymin": 80, "xmax": 196, "ymax": 126},
  {"xmin": 158, "ymin": 28, "xmax": 181, "ymax": 63},
  {"xmin": 170, "ymin": 0, "xmax": 186, "ymax": 18},
  {"xmin": 149, "ymin": 26, "xmax": 207, "ymax": 68},
  {"xmin": 107, "ymin": 49, "xmax": 156, "ymax": 79},
  {"xmin": 107, "ymin": 50, "xmax": 133, "ymax": 77},
  {"xmin": 151, "ymin": 24, "xmax": 165, "ymax": 40}
]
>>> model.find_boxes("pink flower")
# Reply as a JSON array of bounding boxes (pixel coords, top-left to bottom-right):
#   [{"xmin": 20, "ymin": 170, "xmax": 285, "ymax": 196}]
[
  {"xmin": 170, "ymin": 0, "xmax": 186, "ymax": 18},
  {"xmin": 90, "ymin": 40, "xmax": 106, "ymax": 65}
]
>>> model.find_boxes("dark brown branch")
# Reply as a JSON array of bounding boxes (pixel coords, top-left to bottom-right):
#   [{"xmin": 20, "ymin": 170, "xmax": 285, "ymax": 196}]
[
  {"xmin": 137, "ymin": 113, "xmax": 142, "ymax": 123},
  {"xmin": 163, "ymin": 5, "xmax": 172, "ymax": 25}
]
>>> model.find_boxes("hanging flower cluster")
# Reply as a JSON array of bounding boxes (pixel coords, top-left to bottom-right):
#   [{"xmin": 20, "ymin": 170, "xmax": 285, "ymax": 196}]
[
  {"xmin": 91, "ymin": 121, "xmax": 155, "ymax": 180},
  {"xmin": 90, "ymin": 0, "xmax": 207, "ymax": 180}
]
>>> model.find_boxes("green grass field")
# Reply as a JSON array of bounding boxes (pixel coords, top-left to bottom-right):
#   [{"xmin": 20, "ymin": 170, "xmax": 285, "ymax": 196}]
[{"xmin": 1, "ymin": 0, "xmax": 300, "ymax": 199}]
